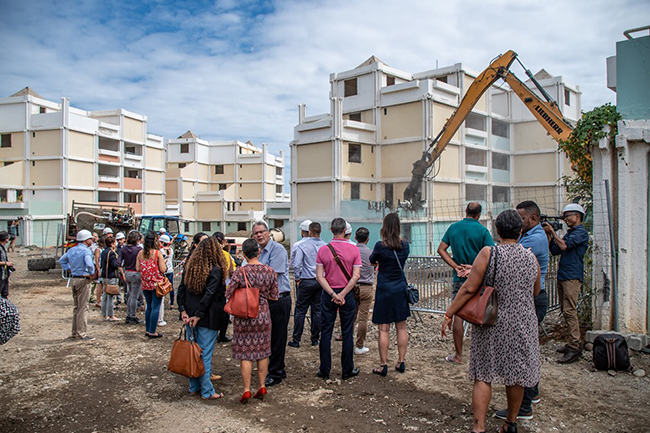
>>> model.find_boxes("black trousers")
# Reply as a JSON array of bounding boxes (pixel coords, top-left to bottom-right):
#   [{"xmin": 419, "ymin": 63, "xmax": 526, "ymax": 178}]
[
  {"xmin": 0, "ymin": 278, "xmax": 8, "ymax": 298},
  {"xmin": 267, "ymin": 293, "xmax": 291, "ymax": 380},
  {"xmin": 291, "ymin": 279, "xmax": 322, "ymax": 344},
  {"xmin": 522, "ymin": 290, "xmax": 549, "ymax": 412}
]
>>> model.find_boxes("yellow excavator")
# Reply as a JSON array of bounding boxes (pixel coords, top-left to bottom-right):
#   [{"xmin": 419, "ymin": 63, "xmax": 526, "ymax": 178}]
[{"xmin": 403, "ymin": 50, "xmax": 574, "ymax": 208}]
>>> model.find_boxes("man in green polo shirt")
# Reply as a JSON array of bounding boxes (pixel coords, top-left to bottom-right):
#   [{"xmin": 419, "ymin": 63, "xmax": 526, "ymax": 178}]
[{"xmin": 437, "ymin": 202, "xmax": 494, "ymax": 364}]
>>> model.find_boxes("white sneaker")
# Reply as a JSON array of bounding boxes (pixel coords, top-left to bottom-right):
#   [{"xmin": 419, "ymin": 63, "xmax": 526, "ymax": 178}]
[
  {"xmin": 158, "ymin": 320, "xmax": 167, "ymax": 326},
  {"xmin": 354, "ymin": 346, "xmax": 370, "ymax": 355}
]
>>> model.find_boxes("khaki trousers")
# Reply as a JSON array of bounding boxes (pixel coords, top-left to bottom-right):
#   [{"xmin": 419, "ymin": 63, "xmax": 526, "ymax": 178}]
[
  {"xmin": 558, "ymin": 279, "xmax": 582, "ymax": 350},
  {"xmin": 355, "ymin": 284, "xmax": 375, "ymax": 348},
  {"xmin": 71, "ymin": 278, "xmax": 91, "ymax": 338}
]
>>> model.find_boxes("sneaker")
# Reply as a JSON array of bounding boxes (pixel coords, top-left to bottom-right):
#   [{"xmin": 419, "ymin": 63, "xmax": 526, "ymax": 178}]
[
  {"xmin": 531, "ymin": 395, "xmax": 541, "ymax": 404},
  {"xmin": 288, "ymin": 340, "xmax": 300, "ymax": 348},
  {"xmin": 158, "ymin": 320, "xmax": 167, "ymax": 326},
  {"xmin": 78, "ymin": 335, "xmax": 96, "ymax": 342},
  {"xmin": 494, "ymin": 408, "xmax": 533, "ymax": 420},
  {"xmin": 354, "ymin": 346, "xmax": 370, "ymax": 355}
]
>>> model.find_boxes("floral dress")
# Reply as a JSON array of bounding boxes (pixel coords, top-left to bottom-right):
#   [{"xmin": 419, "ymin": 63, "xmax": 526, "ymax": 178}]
[{"xmin": 225, "ymin": 264, "xmax": 278, "ymax": 360}]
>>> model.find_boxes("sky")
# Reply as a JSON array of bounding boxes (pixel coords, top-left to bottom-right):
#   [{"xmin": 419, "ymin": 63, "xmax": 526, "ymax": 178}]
[{"xmin": 1, "ymin": 0, "xmax": 648, "ymax": 162}]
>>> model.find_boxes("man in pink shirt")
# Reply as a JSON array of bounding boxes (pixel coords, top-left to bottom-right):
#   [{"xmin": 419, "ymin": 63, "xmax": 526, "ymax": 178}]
[{"xmin": 315, "ymin": 218, "xmax": 361, "ymax": 380}]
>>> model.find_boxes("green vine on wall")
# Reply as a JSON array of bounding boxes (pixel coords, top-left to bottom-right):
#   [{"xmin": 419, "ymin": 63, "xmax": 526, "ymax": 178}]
[{"xmin": 559, "ymin": 103, "xmax": 622, "ymax": 187}]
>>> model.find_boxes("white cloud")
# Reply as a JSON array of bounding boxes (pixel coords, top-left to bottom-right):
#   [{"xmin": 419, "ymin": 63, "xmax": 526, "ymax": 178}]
[{"xmin": 1, "ymin": 0, "xmax": 648, "ymax": 163}]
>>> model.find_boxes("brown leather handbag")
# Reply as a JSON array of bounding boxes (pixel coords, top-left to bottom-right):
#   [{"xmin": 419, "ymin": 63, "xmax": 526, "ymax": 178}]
[
  {"xmin": 167, "ymin": 327, "xmax": 205, "ymax": 378},
  {"xmin": 224, "ymin": 267, "xmax": 260, "ymax": 319},
  {"xmin": 457, "ymin": 246, "xmax": 498, "ymax": 326},
  {"xmin": 155, "ymin": 276, "xmax": 173, "ymax": 298},
  {"xmin": 104, "ymin": 251, "xmax": 120, "ymax": 295}
]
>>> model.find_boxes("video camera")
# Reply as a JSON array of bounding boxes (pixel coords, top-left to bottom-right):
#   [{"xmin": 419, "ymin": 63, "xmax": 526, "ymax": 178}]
[{"xmin": 541, "ymin": 214, "xmax": 563, "ymax": 231}]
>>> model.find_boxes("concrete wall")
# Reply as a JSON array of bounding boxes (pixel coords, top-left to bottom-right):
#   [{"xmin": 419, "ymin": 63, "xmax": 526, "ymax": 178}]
[
  {"xmin": 296, "ymin": 142, "xmax": 333, "ymax": 179},
  {"xmin": 381, "ymin": 101, "xmax": 422, "ymax": 141},
  {"xmin": 31, "ymin": 129, "xmax": 61, "ymax": 157},
  {"xmin": 68, "ymin": 131, "xmax": 95, "ymax": 159},
  {"xmin": 616, "ymin": 35, "xmax": 650, "ymax": 120}
]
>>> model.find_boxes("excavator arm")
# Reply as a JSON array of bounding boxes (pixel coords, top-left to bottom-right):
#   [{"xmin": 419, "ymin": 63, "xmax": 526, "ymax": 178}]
[{"xmin": 403, "ymin": 50, "xmax": 573, "ymax": 208}]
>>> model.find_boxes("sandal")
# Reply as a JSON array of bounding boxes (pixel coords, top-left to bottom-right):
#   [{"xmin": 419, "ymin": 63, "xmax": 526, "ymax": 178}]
[
  {"xmin": 201, "ymin": 392, "xmax": 224, "ymax": 400},
  {"xmin": 210, "ymin": 374, "xmax": 222, "ymax": 381},
  {"xmin": 445, "ymin": 354, "xmax": 462, "ymax": 364},
  {"xmin": 499, "ymin": 421, "xmax": 517, "ymax": 433},
  {"xmin": 373, "ymin": 364, "xmax": 388, "ymax": 377},
  {"xmin": 395, "ymin": 361, "xmax": 405, "ymax": 373}
]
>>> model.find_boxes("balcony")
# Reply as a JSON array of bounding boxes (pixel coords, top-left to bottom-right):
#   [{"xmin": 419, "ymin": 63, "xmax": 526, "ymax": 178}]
[
  {"xmin": 98, "ymin": 148, "xmax": 120, "ymax": 163},
  {"xmin": 124, "ymin": 177, "xmax": 142, "ymax": 191}
]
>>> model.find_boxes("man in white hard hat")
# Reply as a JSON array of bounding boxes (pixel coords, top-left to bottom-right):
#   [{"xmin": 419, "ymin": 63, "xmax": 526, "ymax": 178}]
[
  {"xmin": 344, "ymin": 222, "xmax": 356, "ymax": 245},
  {"xmin": 102, "ymin": 227, "xmax": 114, "ymax": 236},
  {"xmin": 543, "ymin": 203, "xmax": 589, "ymax": 364},
  {"xmin": 59, "ymin": 230, "xmax": 96, "ymax": 341}
]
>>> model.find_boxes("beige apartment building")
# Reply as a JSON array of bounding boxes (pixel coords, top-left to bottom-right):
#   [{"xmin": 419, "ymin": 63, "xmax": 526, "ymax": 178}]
[
  {"xmin": 165, "ymin": 132, "xmax": 289, "ymax": 234},
  {"xmin": 0, "ymin": 88, "xmax": 165, "ymax": 246},
  {"xmin": 291, "ymin": 56, "xmax": 581, "ymax": 254}
]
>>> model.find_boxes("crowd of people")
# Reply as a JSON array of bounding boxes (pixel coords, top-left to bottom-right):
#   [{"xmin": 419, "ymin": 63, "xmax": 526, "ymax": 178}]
[{"xmin": 51, "ymin": 199, "xmax": 588, "ymax": 433}]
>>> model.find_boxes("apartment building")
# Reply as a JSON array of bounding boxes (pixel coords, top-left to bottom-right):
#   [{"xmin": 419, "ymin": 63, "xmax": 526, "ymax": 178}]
[
  {"xmin": 291, "ymin": 56, "xmax": 581, "ymax": 254},
  {"xmin": 165, "ymin": 132, "xmax": 289, "ymax": 234},
  {"xmin": 0, "ymin": 88, "xmax": 165, "ymax": 246}
]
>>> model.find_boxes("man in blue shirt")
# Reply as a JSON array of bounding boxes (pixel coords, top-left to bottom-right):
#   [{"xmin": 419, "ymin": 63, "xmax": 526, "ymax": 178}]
[
  {"xmin": 59, "ymin": 229, "xmax": 96, "ymax": 341},
  {"xmin": 544, "ymin": 203, "xmax": 589, "ymax": 364},
  {"xmin": 438, "ymin": 202, "xmax": 494, "ymax": 364},
  {"xmin": 496, "ymin": 200, "xmax": 549, "ymax": 421},
  {"xmin": 289, "ymin": 222, "xmax": 326, "ymax": 348},
  {"xmin": 253, "ymin": 221, "xmax": 291, "ymax": 386}
]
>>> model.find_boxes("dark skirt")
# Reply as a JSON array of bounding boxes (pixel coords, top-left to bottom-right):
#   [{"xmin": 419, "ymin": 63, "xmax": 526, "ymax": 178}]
[{"xmin": 371, "ymin": 276, "xmax": 410, "ymax": 324}]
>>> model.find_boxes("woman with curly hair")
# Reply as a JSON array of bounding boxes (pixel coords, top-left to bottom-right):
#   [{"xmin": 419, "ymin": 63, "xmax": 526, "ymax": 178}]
[
  {"xmin": 177, "ymin": 236, "xmax": 230, "ymax": 400},
  {"xmin": 136, "ymin": 231, "xmax": 167, "ymax": 338}
]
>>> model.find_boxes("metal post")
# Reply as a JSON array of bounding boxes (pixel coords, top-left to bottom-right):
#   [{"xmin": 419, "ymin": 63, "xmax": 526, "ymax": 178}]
[{"xmin": 604, "ymin": 179, "xmax": 619, "ymax": 331}]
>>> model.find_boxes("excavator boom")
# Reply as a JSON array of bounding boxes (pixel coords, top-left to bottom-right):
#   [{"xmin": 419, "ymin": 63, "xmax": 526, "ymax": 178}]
[{"xmin": 403, "ymin": 51, "xmax": 573, "ymax": 208}]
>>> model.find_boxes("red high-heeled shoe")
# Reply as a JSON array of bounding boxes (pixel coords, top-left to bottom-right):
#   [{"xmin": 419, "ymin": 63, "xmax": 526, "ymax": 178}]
[
  {"xmin": 240, "ymin": 391, "xmax": 252, "ymax": 404},
  {"xmin": 253, "ymin": 387, "xmax": 267, "ymax": 400}
]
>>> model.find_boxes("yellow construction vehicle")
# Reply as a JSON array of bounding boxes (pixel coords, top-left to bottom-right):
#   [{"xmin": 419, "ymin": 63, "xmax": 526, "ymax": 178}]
[{"xmin": 403, "ymin": 50, "xmax": 574, "ymax": 208}]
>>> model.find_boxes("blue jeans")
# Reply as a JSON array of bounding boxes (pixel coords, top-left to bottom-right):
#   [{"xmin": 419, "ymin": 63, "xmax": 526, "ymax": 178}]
[
  {"xmin": 292, "ymin": 279, "xmax": 322, "ymax": 344},
  {"xmin": 187, "ymin": 325, "xmax": 218, "ymax": 398},
  {"xmin": 143, "ymin": 290, "xmax": 162, "ymax": 334},
  {"xmin": 318, "ymin": 289, "xmax": 357, "ymax": 377}
]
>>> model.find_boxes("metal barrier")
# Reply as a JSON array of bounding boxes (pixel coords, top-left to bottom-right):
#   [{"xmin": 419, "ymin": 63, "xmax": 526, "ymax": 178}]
[
  {"xmin": 404, "ymin": 255, "xmax": 573, "ymax": 314},
  {"xmin": 172, "ymin": 259, "xmax": 185, "ymax": 288}
]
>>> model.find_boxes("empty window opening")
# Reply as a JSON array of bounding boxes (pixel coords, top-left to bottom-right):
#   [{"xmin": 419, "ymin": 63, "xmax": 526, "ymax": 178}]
[
  {"xmin": 344, "ymin": 78, "xmax": 358, "ymax": 97},
  {"xmin": 564, "ymin": 89, "xmax": 571, "ymax": 106},
  {"xmin": 492, "ymin": 152, "xmax": 510, "ymax": 171},
  {"xmin": 492, "ymin": 119, "xmax": 509, "ymax": 138},
  {"xmin": 385, "ymin": 183, "xmax": 394, "ymax": 208},
  {"xmin": 351, "ymin": 182, "xmax": 360, "ymax": 200},
  {"xmin": 219, "ymin": 183, "xmax": 227, "ymax": 191},
  {"xmin": 492, "ymin": 186, "xmax": 510, "ymax": 203},
  {"xmin": 1, "ymin": 134, "xmax": 11, "ymax": 148},
  {"xmin": 215, "ymin": 165, "xmax": 224, "ymax": 174},
  {"xmin": 202, "ymin": 222, "xmax": 211, "ymax": 231},
  {"xmin": 348, "ymin": 143, "xmax": 362, "ymax": 163},
  {"xmin": 237, "ymin": 222, "xmax": 247, "ymax": 231},
  {"xmin": 466, "ymin": 112, "xmax": 486, "ymax": 131},
  {"xmin": 178, "ymin": 163, "xmax": 186, "ymax": 169},
  {"xmin": 466, "ymin": 148, "xmax": 487, "ymax": 166},
  {"xmin": 386, "ymin": 76, "xmax": 395, "ymax": 86},
  {"xmin": 180, "ymin": 143, "xmax": 189, "ymax": 153},
  {"xmin": 465, "ymin": 184, "xmax": 487, "ymax": 201},
  {"xmin": 349, "ymin": 112, "xmax": 361, "ymax": 122}
]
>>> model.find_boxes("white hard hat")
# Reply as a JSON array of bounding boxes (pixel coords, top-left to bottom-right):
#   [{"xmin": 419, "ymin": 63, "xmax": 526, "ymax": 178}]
[
  {"xmin": 115, "ymin": 232, "xmax": 125, "ymax": 240},
  {"xmin": 102, "ymin": 227, "xmax": 114, "ymax": 235},
  {"xmin": 76, "ymin": 229, "xmax": 93, "ymax": 242},
  {"xmin": 300, "ymin": 220, "xmax": 312, "ymax": 232},
  {"xmin": 345, "ymin": 222, "xmax": 352, "ymax": 235},
  {"xmin": 158, "ymin": 228, "xmax": 166, "ymax": 233},
  {"xmin": 159, "ymin": 234, "xmax": 171, "ymax": 244},
  {"xmin": 563, "ymin": 203, "xmax": 585, "ymax": 216}
]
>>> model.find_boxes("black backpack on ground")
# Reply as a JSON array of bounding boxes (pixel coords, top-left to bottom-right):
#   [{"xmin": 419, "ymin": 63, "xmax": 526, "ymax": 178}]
[{"xmin": 592, "ymin": 334, "xmax": 631, "ymax": 371}]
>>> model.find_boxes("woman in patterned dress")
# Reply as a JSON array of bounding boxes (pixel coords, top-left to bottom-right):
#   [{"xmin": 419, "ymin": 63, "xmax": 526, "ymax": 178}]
[
  {"xmin": 136, "ymin": 231, "xmax": 167, "ymax": 338},
  {"xmin": 225, "ymin": 238, "xmax": 278, "ymax": 404},
  {"xmin": 178, "ymin": 236, "xmax": 230, "ymax": 400},
  {"xmin": 442, "ymin": 210, "xmax": 541, "ymax": 433}
]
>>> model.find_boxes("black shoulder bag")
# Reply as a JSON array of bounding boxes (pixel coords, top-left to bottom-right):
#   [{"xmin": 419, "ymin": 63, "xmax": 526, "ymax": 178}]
[{"xmin": 393, "ymin": 250, "xmax": 419, "ymax": 305}]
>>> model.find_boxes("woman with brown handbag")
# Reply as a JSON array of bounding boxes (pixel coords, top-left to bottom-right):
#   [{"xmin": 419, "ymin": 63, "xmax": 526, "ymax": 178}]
[
  {"xmin": 100, "ymin": 237, "xmax": 120, "ymax": 322},
  {"xmin": 177, "ymin": 237, "xmax": 230, "ymax": 400},
  {"xmin": 225, "ymin": 238, "xmax": 278, "ymax": 404},
  {"xmin": 441, "ymin": 210, "xmax": 541, "ymax": 433},
  {"xmin": 136, "ymin": 232, "xmax": 167, "ymax": 338}
]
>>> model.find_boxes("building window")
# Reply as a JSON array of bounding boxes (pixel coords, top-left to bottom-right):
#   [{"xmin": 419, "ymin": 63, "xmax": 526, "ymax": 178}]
[
  {"xmin": 4, "ymin": 161, "xmax": 13, "ymax": 167},
  {"xmin": 437, "ymin": 75, "xmax": 448, "ymax": 84},
  {"xmin": 492, "ymin": 186, "xmax": 510, "ymax": 203},
  {"xmin": 349, "ymin": 112, "xmax": 361, "ymax": 122},
  {"xmin": 178, "ymin": 163, "xmax": 186, "ymax": 169},
  {"xmin": 492, "ymin": 152, "xmax": 510, "ymax": 170},
  {"xmin": 351, "ymin": 182, "xmax": 360, "ymax": 200},
  {"xmin": 466, "ymin": 148, "xmax": 487, "ymax": 166},
  {"xmin": 466, "ymin": 112, "xmax": 486, "ymax": 131},
  {"xmin": 184, "ymin": 221, "xmax": 190, "ymax": 232},
  {"xmin": 564, "ymin": 89, "xmax": 571, "ymax": 106},
  {"xmin": 344, "ymin": 78, "xmax": 357, "ymax": 97},
  {"xmin": 386, "ymin": 76, "xmax": 395, "ymax": 86},
  {"xmin": 1, "ymin": 134, "xmax": 11, "ymax": 148},
  {"xmin": 124, "ymin": 192, "xmax": 141, "ymax": 203},
  {"xmin": 465, "ymin": 184, "xmax": 487, "ymax": 201},
  {"xmin": 219, "ymin": 183, "xmax": 227, "ymax": 191},
  {"xmin": 39, "ymin": 106, "xmax": 46, "ymax": 114},
  {"xmin": 98, "ymin": 191, "xmax": 119, "ymax": 203},
  {"xmin": 348, "ymin": 143, "xmax": 362, "ymax": 163},
  {"xmin": 200, "ymin": 222, "xmax": 210, "ymax": 231},
  {"xmin": 400, "ymin": 223, "xmax": 412, "ymax": 243},
  {"xmin": 125, "ymin": 169, "xmax": 140, "ymax": 179},
  {"xmin": 276, "ymin": 166, "xmax": 282, "ymax": 176},
  {"xmin": 273, "ymin": 219, "xmax": 284, "ymax": 228},
  {"xmin": 385, "ymin": 183, "xmax": 393, "ymax": 208},
  {"xmin": 276, "ymin": 185, "xmax": 283, "ymax": 194},
  {"xmin": 237, "ymin": 222, "xmax": 247, "ymax": 231},
  {"xmin": 215, "ymin": 165, "xmax": 224, "ymax": 174},
  {"xmin": 492, "ymin": 118, "xmax": 509, "ymax": 138},
  {"xmin": 180, "ymin": 143, "xmax": 189, "ymax": 153}
]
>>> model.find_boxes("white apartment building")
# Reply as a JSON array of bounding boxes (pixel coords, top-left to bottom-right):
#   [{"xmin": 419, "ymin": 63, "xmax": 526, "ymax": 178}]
[
  {"xmin": 165, "ymin": 132, "xmax": 289, "ymax": 234},
  {"xmin": 291, "ymin": 56, "xmax": 581, "ymax": 254},
  {"xmin": 0, "ymin": 88, "xmax": 166, "ymax": 246}
]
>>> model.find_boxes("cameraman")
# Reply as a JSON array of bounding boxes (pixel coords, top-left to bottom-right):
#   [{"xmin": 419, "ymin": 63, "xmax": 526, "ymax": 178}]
[
  {"xmin": 0, "ymin": 231, "xmax": 14, "ymax": 298},
  {"xmin": 543, "ymin": 203, "xmax": 589, "ymax": 364}
]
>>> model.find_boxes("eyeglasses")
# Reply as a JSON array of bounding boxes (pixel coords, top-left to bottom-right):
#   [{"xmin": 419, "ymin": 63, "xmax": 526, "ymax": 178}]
[{"xmin": 562, "ymin": 212, "xmax": 579, "ymax": 219}]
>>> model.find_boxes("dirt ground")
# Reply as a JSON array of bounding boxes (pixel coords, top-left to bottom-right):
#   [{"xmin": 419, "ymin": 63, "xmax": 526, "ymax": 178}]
[{"xmin": 1, "ymin": 250, "xmax": 649, "ymax": 433}]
